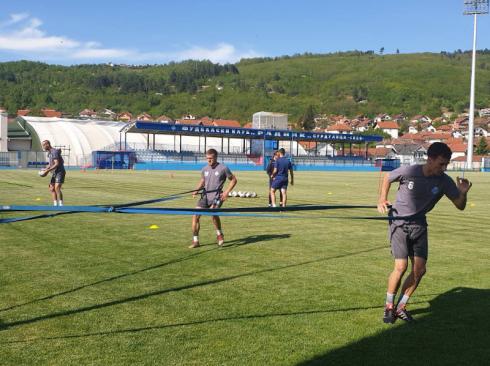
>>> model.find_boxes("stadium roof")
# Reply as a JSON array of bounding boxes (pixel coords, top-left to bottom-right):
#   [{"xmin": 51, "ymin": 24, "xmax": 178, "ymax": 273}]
[{"xmin": 123, "ymin": 121, "xmax": 383, "ymax": 143}]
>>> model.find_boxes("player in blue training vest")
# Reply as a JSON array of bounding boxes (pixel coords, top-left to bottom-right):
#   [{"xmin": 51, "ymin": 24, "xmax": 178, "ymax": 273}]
[
  {"xmin": 270, "ymin": 148, "xmax": 294, "ymax": 207},
  {"xmin": 266, "ymin": 150, "xmax": 282, "ymax": 207}
]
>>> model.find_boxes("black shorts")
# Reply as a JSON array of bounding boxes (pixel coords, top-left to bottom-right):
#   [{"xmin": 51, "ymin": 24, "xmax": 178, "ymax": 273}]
[
  {"xmin": 197, "ymin": 194, "xmax": 223, "ymax": 209},
  {"xmin": 50, "ymin": 171, "xmax": 66, "ymax": 184},
  {"xmin": 389, "ymin": 222, "xmax": 428, "ymax": 260}
]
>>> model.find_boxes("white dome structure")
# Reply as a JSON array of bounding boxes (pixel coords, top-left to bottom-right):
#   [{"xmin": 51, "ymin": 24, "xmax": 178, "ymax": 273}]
[{"xmin": 18, "ymin": 116, "xmax": 178, "ymax": 166}]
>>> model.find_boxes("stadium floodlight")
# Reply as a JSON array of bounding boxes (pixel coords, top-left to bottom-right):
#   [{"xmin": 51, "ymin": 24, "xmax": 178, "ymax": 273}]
[{"xmin": 464, "ymin": 0, "xmax": 488, "ymax": 169}]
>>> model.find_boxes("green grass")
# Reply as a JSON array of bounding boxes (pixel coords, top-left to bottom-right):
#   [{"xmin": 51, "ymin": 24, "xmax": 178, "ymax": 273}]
[{"xmin": 0, "ymin": 170, "xmax": 489, "ymax": 365}]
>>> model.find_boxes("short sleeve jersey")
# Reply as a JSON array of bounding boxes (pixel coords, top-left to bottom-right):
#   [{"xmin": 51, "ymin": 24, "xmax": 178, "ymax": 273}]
[
  {"xmin": 388, "ymin": 164, "xmax": 459, "ymax": 225},
  {"xmin": 201, "ymin": 162, "xmax": 233, "ymax": 201},
  {"xmin": 48, "ymin": 148, "xmax": 65, "ymax": 173},
  {"xmin": 274, "ymin": 157, "xmax": 292, "ymax": 178},
  {"xmin": 266, "ymin": 158, "xmax": 276, "ymax": 176}
]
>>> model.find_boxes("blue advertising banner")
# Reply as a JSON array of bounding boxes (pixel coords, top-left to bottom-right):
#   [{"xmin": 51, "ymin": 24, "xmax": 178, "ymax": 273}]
[{"xmin": 129, "ymin": 122, "xmax": 382, "ymax": 143}]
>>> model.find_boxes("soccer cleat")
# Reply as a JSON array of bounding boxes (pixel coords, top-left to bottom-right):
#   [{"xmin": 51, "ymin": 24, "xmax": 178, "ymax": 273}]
[
  {"xmin": 188, "ymin": 241, "xmax": 200, "ymax": 249},
  {"xmin": 396, "ymin": 306, "xmax": 415, "ymax": 322},
  {"xmin": 383, "ymin": 303, "xmax": 396, "ymax": 324},
  {"xmin": 217, "ymin": 234, "xmax": 224, "ymax": 247}
]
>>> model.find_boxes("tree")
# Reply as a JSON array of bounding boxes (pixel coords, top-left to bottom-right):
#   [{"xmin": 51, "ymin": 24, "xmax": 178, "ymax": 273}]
[
  {"xmin": 475, "ymin": 136, "xmax": 489, "ymax": 155},
  {"xmin": 380, "ymin": 47, "xmax": 385, "ymax": 55},
  {"xmin": 299, "ymin": 105, "xmax": 316, "ymax": 131}
]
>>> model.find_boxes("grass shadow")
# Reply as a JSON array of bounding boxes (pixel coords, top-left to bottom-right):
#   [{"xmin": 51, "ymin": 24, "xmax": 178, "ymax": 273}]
[{"xmin": 297, "ymin": 287, "xmax": 490, "ymax": 366}]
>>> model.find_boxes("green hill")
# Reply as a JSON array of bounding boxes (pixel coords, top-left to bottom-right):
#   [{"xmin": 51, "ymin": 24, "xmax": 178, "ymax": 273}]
[{"xmin": 1, "ymin": 52, "xmax": 489, "ymax": 124}]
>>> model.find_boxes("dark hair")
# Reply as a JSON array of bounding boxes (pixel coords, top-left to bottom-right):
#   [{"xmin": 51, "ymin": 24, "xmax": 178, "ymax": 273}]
[
  {"xmin": 278, "ymin": 148, "xmax": 286, "ymax": 155},
  {"xmin": 427, "ymin": 142, "xmax": 452, "ymax": 160},
  {"xmin": 206, "ymin": 148, "xmax": 218, "ymax": 157}
]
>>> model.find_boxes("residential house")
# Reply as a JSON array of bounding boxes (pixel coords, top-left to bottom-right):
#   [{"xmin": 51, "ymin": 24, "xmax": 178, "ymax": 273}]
[
  {"xmin": 137, "ymin": 112, "xmax": 153, "ymax": 121},
  {"xmin": 98, "ymin": 109, "xmax": 117, "ymax": 120},
  {"xmin": 475, "ymin": 126, "xmax": 488, "ymax": 137},
  {"xmin": 479, "ymin": 108, "xmax": 490, "ymax": 117},
  {"xmin": 435, "ymin": 124, "xmax": 453, "ymax": 133},
  {"xmin": 326, "ymin": 123, "xmax": 353, "ymax": 134},
  {"xmin": 367, "ymin": 146, "xmax": 395, "ymax": 160},
  {"xmin": 450, "ymin": 155, "xmax": 484, "ymax": 170},
  {"xmin": 79, "ymin": 109, "xmax": 97, "ymax": 118},
  {"xmin": 395, "ymin": 133, "xmax": 426, "ymax": 144},
  {"xmin": 393, "ymin": 144, "xmax": 427, "ymax": 165},
  {"xmin": 212, "ymin": 119, "xmax": 241, "ymax": 128},
  {"xmin": 410, "ymin": 115, "xmax": 432, "ymax": 124},
  {"xmin": 408, "ymin": 124, "xmax": 419, "ymax": 134},
  {"xmin": 374, "ymin": 113, "xmax": 392, "ymax": 123},
  {"xmin": 447, "ymin": 142, "xmax": 467, "ymax": 159},
  {"xmin": 422, "ymin": 123, "xmax": 436, "ymax": 132},
  {"xmin": 41, "ymin": 108, "xmax": 62, "ymax": 118},
  {"xmin": 117, "ymin": 112, "xmax": 132, "ymax": 122},
  {"xmin": 157, "ymin": 115, "xmax": 174, "ymax": 123},
  {"xmin": 392, "ymin": 114, "xmax": 406, "ymax": 123},
  {"xmin": 375, "ymin": 121, "xmax": 399, "ymax": 138},
  {"xmin": 420, "ymin": 132, "xmax": 452, "ymax": 144},
  {"xmin": 453, "ymin": 116, "xmax": 469, "ymax": 130},
  {"xmin": 17, "ymin": 109, "xmax": 31, "ymax": 116}
]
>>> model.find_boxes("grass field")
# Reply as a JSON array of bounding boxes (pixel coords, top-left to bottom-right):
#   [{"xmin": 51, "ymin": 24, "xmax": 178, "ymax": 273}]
[{"xmin": 0, "ymin": 169, "xmax": 489, "ymax": 365}]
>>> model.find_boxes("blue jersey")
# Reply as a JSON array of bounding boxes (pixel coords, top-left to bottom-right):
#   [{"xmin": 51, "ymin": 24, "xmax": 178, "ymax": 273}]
[{"xmin": 274, "ymin": 157, "xmax": 291, "ymax": 178}]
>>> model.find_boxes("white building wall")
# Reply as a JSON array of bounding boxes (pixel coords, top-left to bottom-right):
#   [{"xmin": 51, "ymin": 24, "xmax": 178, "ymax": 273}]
[
  {"xmin": 0, "ymin": 112, "xmax": 7, "ymax": 152},
  {"xmin": 252, "ymin": 112, "xmax": 288, "ymax": 130}
]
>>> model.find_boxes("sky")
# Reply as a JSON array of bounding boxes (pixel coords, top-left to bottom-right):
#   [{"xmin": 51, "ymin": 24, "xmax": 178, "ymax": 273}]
[{"xmin": 0, "ymin": 0, "xmax": 489, "ymax": 65}]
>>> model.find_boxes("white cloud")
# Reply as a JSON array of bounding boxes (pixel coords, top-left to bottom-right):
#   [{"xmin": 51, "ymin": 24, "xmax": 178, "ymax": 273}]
[
  {"xmin": 175, "ymin": 43, "xmax": 261, "ymax": 63},
  {"xmin": 0, "ymin": 13, "xmax": 30, "ymax": 28},
  {"xmin": 0, "ymin": 14, "xmax": 261, "ymax": 64}
]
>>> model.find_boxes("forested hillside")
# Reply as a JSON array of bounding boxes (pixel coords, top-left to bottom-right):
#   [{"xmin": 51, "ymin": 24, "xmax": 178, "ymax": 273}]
[{"xmin": 1, "ymin": 51, "xmax": 490, "ymax": 124}]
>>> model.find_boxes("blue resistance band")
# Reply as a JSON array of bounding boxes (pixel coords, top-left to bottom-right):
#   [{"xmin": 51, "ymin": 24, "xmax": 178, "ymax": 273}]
[{"xmin": 1, "ymin": 189, "xmax": 408, "ymax": 224}]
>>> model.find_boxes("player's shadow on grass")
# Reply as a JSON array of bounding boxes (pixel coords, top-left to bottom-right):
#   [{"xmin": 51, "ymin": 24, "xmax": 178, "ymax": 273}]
[
  {"xmin": 0, "ymin": 245, "xmax": 385, "ymax": 331},
  {"xmin": 223, "ymin": 233, "xmax": 291, "ymax": 247},
  {"xmin": 297, "ymin": 287, "xmax": 490, "ymax": 366}
]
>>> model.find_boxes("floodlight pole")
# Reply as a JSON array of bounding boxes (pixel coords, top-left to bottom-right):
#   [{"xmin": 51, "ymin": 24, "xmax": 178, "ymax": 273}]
[
  {"xmin": 467, "ymin": 14, "xmax": 477, "ymax": 169},
  {"xmin": 464, "ymin": 0, "xmax": 489, "ymax": 169}
]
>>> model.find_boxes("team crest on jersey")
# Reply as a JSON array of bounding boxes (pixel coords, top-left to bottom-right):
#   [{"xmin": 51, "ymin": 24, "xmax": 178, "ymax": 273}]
[
  {"xmin": 215, "ymin": 171, "xmax": 219, "ymax": 176},
  {"xmin": 408, "ymin": 181, "xmax": 414, "ymax": 190},
  {"xmin": 431, "ymin": 186, "xmax": 440, "ymax": 195},
  {"xmin": 204, "ymin": 171, "xmax": 209, "ymax": 176}
]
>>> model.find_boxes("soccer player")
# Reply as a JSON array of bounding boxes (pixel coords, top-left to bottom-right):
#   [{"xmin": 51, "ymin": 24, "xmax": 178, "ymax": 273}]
[
  {"xmin": 270, "ymin": 148, "xmax": 294, "ymax": 208},
  {"xmin": 190, "ymin": 148, "xmax": 237, "ymax": 248},
  {"xmin": 40, "ymin": 140, "xmax": 66, "ymax": 206},
  {"xmin": 266, "ymin": 150, "xmax": 282, "ymax": 207},
  {"xmin": 378, "ymin": 142, "xmax": 472, "ymax": 323}
]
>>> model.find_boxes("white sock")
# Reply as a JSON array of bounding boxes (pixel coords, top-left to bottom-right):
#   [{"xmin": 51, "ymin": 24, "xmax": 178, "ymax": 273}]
[
  {"xmin": 216, "ymin": 230, "xmax": 222, "ymax": 236},
  {"xmin": 53, "ymin": 201, "xmax": 58, "ymax": 206},
  {"xmin": 397, "ymin": 294, "xmax": 410, "ymax": 309},
  {"xmin": 193, "ymin": 236, "xmax": 199, "ymax": 242},
  {"xmin": 272, "ymin": 204, "xmax": 277, "ymax": 207},
  {"xmin": 58, "ymin": 200, "xmax": 63, "ymax": 206},
  {"xmin": 386, "ymin": 293, "xmax": 395, "ymax": 305}
]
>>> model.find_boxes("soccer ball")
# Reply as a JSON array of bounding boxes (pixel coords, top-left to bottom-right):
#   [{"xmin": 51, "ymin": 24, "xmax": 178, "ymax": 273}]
[
  {"xmin": 245, "ymin": 192, "xmax": 251, "ymax": 198},
  {"xmin": 250, "ymin": 192, "xmax": 257, "ymax": 198},
  {"xmin": 238, "ymin": 191, "xmax": 245, "ymax": 198},
  {"xmin": 228, "ymin": 191, "xmax": 233, "ymax": 197},
  {"xmin": 38, "ymin": 170, "xmax": 45, "ymax": 177},
  {"xmin": 231, "ymin": 191, "xmax": 238, "ymax": 197}
]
